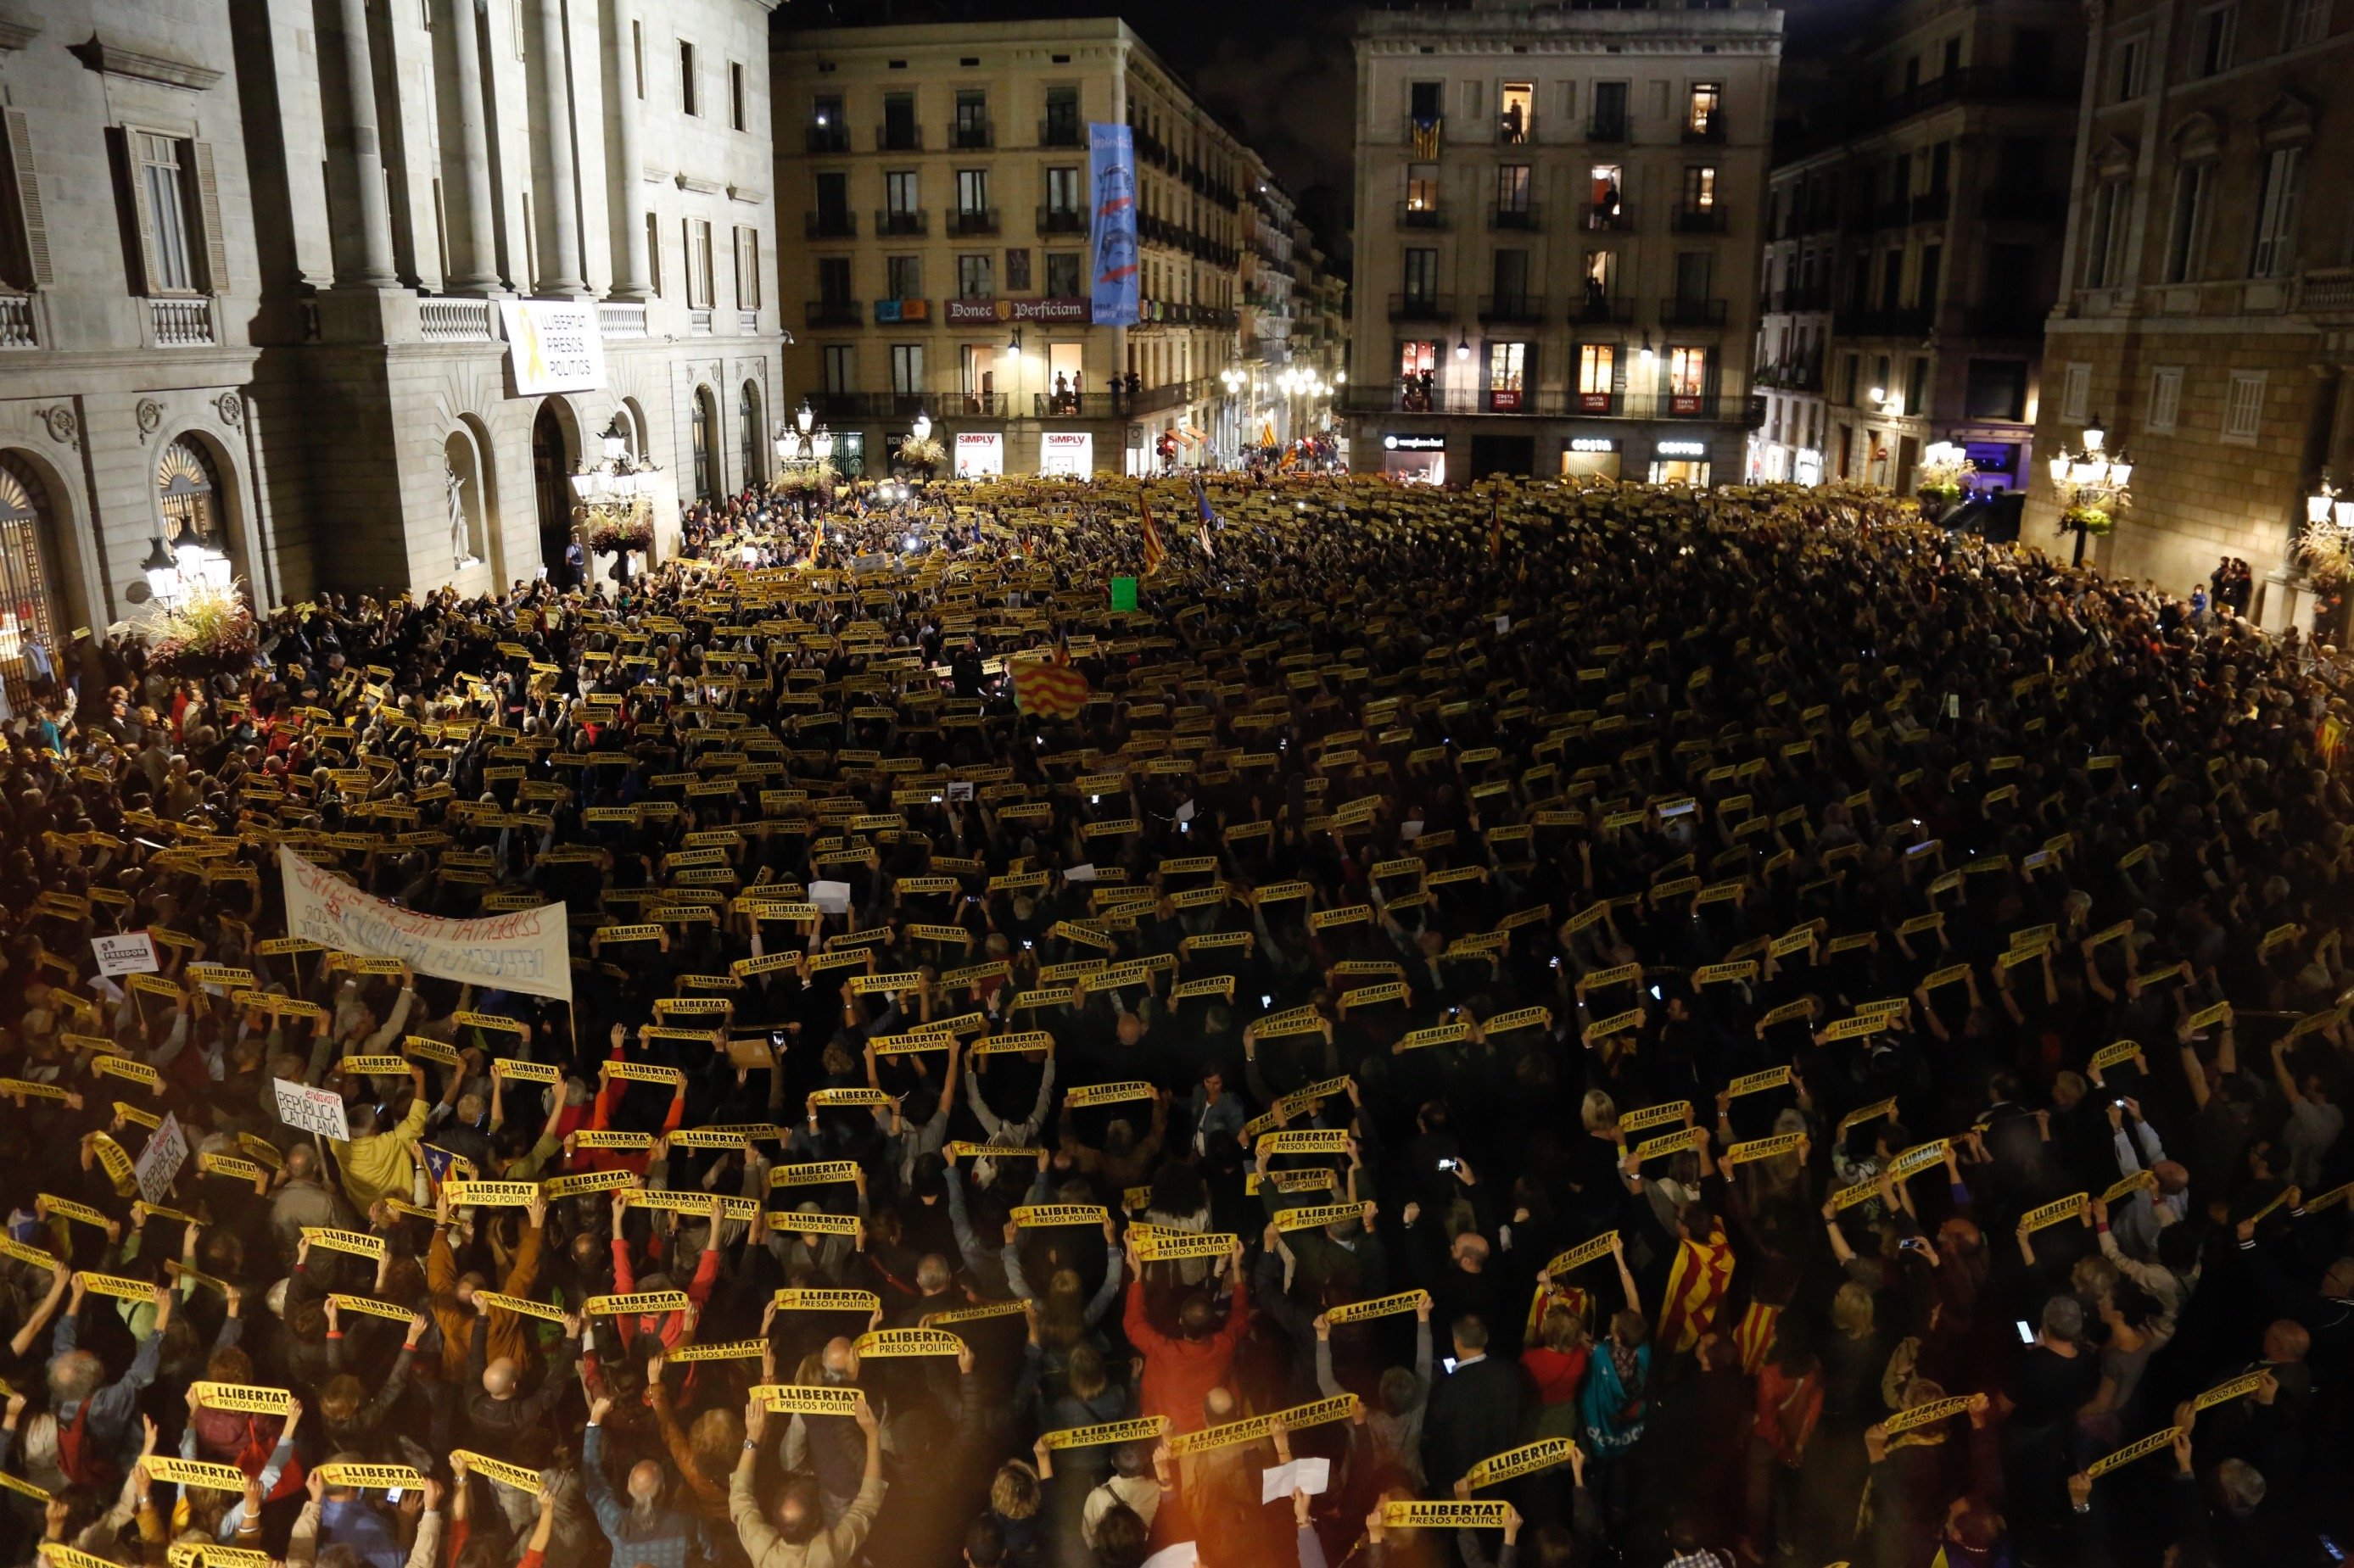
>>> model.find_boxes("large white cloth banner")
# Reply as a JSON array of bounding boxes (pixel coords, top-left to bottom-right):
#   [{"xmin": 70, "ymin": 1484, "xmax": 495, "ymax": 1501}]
[{"xmin": 278, "ymin": 848, "xmax": 573, "ymax": 1002}]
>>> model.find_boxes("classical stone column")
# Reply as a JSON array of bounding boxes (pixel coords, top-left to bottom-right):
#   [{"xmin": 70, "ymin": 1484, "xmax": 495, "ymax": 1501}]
[
  {"xmin": 440, "ymin": 0, "xmax": 502, "ymax": 292},
  {"xmin": 534, "ymin": 0, "xmax": 586, "ymax": 294},
  {"xmin": 604, "ymin": 0, "xmax": 651, "ymax": 299},
  {"xmin": 334, "ymin": 0, "xmax": 398, "ymax": 287}
]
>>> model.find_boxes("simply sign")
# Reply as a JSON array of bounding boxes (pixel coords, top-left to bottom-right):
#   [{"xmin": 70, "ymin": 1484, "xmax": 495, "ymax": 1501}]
[
  {"xmin": 274, "ymin": 1077, "xmax": 352, "ymax": 1141},
  {"xmin": 92, "ymin": 932, "xmax": 159, "ymax": 977}
]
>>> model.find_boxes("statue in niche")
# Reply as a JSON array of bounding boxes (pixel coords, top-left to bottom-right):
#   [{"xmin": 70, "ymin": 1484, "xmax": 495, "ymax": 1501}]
[{"xmin": 446, "ymin": 457, "xmax": 480, "ymax": 570}]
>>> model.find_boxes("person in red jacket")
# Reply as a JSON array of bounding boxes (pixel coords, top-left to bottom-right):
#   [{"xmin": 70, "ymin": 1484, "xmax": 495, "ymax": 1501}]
[
  {"xmin": 1121, "ymin": 1233, "xmax": 1249, "ymax": 1432},
  {"xmin": 607, "ymin": 1189, "xmax": 725, "ymax": 1352}
]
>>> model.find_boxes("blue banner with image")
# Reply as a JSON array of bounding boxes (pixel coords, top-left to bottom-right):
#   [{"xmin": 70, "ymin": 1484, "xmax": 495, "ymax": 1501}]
[{"xmin": 1088, "ymin": 123, "xmax": 1138, "ymax": 327}]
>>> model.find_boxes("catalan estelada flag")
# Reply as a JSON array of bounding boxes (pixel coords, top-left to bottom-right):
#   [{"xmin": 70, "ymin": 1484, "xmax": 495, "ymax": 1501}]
[
  {"xmin": 1010, "ymin": 647, "xmax": 1089, "ymax": 720},
  {"xmin": 1140, "ymin": 498, "xmax": 1167, "ymax": 578},
  {"xmin": 1655, "ymin": 1218, "xmax": 1735, "ymax": 1354}
]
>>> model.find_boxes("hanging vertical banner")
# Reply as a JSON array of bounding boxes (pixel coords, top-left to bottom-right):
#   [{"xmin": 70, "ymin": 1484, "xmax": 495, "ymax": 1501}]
[{"xmin": 1088, "ymin": 123, "xmax": 1139, "ymax": 327}]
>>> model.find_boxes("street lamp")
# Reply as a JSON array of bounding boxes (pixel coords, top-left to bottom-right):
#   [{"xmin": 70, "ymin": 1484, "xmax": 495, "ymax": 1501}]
[
  {"xmin": 2046, "ymin": 417, "xmax": 2133, "ymax": 566},
  {"xmin": 1455, "ymin": 332, "xmax": 1471, "ymax": 362},
  {"xmin": 911, "ymin": 410, "xmax": 932, "ymax": 444},
  {"xmin": 140, "ymin": 536, "xmax": 181, "ymax": 610},
  {"xmin": 2306, "ymin": 473, "xmax": 2354, "ymax": 530}
]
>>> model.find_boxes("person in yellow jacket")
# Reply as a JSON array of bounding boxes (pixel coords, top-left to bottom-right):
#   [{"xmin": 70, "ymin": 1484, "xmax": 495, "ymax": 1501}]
[{"xmin": 333, "ymin": 968, "xmax": 429, "ymax": 1209}]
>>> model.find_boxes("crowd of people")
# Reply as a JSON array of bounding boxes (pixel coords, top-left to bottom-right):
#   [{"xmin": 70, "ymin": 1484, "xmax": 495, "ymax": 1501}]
[{"xmin": 1, "ymin": 471, "xmax": 2351, "ymax": 1568}]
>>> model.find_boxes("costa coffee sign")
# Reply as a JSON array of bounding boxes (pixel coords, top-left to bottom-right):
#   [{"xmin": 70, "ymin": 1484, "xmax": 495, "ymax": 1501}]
[{"xmin": 944, "ymin": 298, "xmax": 1094, "ymax": 326}]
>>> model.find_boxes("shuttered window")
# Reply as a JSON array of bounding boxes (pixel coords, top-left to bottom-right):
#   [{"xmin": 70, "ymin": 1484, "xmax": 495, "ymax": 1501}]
[
  {"xmin": 116, "ymin": 130, "xmax": 226, "ymax": 296},
  {"xmin": 0, "ymin": 109, "xmax": 52, "ymax": 289}
]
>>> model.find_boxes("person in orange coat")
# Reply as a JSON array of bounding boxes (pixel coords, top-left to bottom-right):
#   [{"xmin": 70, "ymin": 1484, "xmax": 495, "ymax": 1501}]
[
  {"xmin": 428, "ymin": 1185, "xmax": 547, "ymax": 1381},
  {"xmin": 1120, "ymin": 1232, "xmax": 1250, "ymax": 1433}
]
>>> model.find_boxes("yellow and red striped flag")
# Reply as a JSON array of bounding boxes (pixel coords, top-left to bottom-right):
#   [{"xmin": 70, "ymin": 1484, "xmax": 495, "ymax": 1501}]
[
  {"xmin": 1010, "ymin": 648, "xmax": 1089, "ymax": 721},
  {"xmin": 1655, "ymin": 1218, "xmax": 1735, "ymax": 1354},
  {"xmin": 1140, "ymin": 499, "xmax": 1167, "ymax": 578}
]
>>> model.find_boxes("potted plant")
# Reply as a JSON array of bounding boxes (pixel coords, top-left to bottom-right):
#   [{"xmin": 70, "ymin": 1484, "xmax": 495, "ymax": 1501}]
[
  {"xmin": 150, "ymin": 580, "xmax": 260, "ymax": 679},
  {"xmin": 896, "ymin": 435, "xmax": 946, "ymax": 478},
  {"xmin": 1914, "ymin": 442, "xmax": 1973, "ymax": 517}
]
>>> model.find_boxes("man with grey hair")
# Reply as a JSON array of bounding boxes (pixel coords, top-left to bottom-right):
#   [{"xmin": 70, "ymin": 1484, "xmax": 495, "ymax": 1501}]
[
  {"xmin": 583, "ymin": 1391, "xmax": 718, "ymax": 1568},
  {"xmin": 46, "ymin": 1274, "xmax": 171, "ymax": 1488}
]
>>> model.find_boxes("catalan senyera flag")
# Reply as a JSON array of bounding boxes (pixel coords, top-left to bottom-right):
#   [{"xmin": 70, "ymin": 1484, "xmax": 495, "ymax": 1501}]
[
  {"xmin": 1655, "ymin": 1218, "xmax": 1735, "ymax": 1354},
  {"xmin": 1732, "ymin": 1300, "xmax": 1781, "ymax": 1373},
  {"xmin": 1011, "ymin": 647, "xmax": 1090, "ymax": 721},
  {"xmin": 1140, "ymin": 499, "xmax": 1167, "ymax": 578},
  {"xmin": 806, "ymin": 517, "xmax": 825, "ymax": 566}
]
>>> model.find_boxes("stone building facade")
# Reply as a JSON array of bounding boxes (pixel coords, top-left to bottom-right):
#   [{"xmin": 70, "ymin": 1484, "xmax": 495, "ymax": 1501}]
[
  {"xmin": 1343, "ymin": 0, "xmax": 1782, "ymax": 486},
  {"xmin": 0, "ymin": 0, "xmax": 784, "ymax": 697},
  {"xmin": 1747, "ymin": 0, "xmax": 2082, "ymax": 496},
  {"xmin": 2028, "ymin": 0, "xmax": 2350, "ymax": 623},
  {"xmin": 772, "ymin": 19, "xmax": 1254, "ymax": 478}
]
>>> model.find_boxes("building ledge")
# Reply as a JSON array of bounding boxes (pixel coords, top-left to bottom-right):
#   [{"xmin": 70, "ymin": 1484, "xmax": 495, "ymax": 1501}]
[
  {"xmin": 70, "ymin": 29, "xmax": 223, "ymax": 91},
  {"xmin": 0, "ymin": 8, "xmax": 42, "ymax": 51}
]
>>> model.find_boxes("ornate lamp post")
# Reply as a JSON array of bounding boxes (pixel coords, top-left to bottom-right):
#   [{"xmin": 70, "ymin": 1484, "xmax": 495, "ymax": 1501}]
[{"xmin": 2045, "ymin": 417, "xmax": 2133, "ymax": 567}]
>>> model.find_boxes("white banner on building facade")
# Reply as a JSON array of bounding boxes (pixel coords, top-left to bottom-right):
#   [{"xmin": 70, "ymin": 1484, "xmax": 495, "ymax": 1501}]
[
  {"xmin": 278, "ymin": 848, "xmax": 573, "ymax": 1002},
  {"xmin": 500, "ymin": 301, "xmax": 607, "ymax": 396}
]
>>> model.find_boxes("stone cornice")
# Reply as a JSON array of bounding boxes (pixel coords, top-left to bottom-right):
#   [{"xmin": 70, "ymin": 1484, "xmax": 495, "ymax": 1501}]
[{"xmin": 69, "ymin": 30, "xmax": 224, "ymax": 90}]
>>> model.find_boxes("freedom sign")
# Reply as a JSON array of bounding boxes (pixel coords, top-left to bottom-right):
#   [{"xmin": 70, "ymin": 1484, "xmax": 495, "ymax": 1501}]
[{"xmin": 279, "ymin": 848, "xmax": 571, "ymax": 1002}]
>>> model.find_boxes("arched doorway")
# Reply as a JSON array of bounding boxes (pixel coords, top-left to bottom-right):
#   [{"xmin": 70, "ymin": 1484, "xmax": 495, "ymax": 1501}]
[
  {"xmin": 532, "ymin": 401, "xmax": 574, "ymax": 585},
  {"xmin": 737, "ymin": 380, "xmax": 763, "ymax": 491},
  {"xmin": 0, "ymin": 453, "xmax": 63, "ymax": 711},
  {"xmin": 691, "ymin": 386, "xmax": 718, "ymax": 501}
]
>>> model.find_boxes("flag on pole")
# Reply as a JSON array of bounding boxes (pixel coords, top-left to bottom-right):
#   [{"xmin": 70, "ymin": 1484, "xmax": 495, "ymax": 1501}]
[
  {"xmin": 1139, "ymin": 498, "xmax": 1167, "ymax": 578},
  {"xmin": 1188, "ymin": 476, "xmax": 1218, "ymax": 559},
  {"xmin": 1010, "ymin": 646, "xmax": 1090, "ymax": 721},
  {"xmin": 807, "ymin": 517, "xmax": 825, "ymax": 566}
]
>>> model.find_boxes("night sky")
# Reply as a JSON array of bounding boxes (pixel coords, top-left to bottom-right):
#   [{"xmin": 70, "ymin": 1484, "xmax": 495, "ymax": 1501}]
[{"xmin": 775, "ymin": 0, "xmax": 1873, "ymax": 276}]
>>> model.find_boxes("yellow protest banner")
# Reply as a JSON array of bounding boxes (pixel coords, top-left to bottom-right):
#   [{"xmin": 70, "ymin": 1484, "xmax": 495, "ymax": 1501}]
[
  {"xmin": 925, "ymin": 1299, "xmax": 1032, "ymax": 1326},
  {"xmin": 191, "ymin": 1381, "xmax": 296, "ymax": 1415},
  {"xmin": 2020, "ymin": 1194, "xmax": 2088, "ymax": 1235},
  {"xmin": 1546, "ymin": 1231, "xmax": 1619, "ymax": 1275},
  {"xmin": 443, "ymin": 1181, "xmax": 540, "ymax": 1208},
  {"xmin": 2192, "ymin": 1371, "xmax": 2267, "ymax": 1412},
  {"xmin": 752, "ymin": 1384, "xmax": 868, "ymax": 1415},
  {"xmin": 145, "ymin": 1457, "xmax": 250, "ymax": 1492},
  {"xmin": 1043, "ymin": 1416, "xmax": 1170, "ymax": 1449},
  {"xmin": 1013, "ymin": 1204, "xmax": 1109, "ymax": 1228},
  {"xmin": 1882, "ymin": 1395, "xmax": 1976, "ymax": 1435},
  {"xmin": 1725, "ymin": 1132, "xmax": 1808, "ymax": 1167},
  {"xmin": 1464, "ymin": 1437, "xmax": 1579, "ymax": 1489},
  {"xmin": 664, "ymin": 1340, "xmax": 768, "ymax": 1363},
  {"xmin": 1323, "ymin": 1290, "xmax": 1430, "ymax": 1325},
  {"xmin": 450, "ymin": 1450, "xmax": 543, "ymax": 1494},
  {"xmin": 1273, "ymin": 1203, "xmax": 1362, "ymax": 1232},
  {"xmin": 854, "ymin": 1327, "xmax": 964, "ymax": 1358},
  {"xmin": 2085, "ymin": 1426, "xmax": 2187, "ymax": 1479},
  {"xmin": 1381, "ymin": 1501, "xmax": 1511, "ymax": 1528},
  {"xmin": 586, "ymin": 1291, "xmax": 690, "ymax": 1315},
  {"xmin": 313, "ymin": 1464, "xmax": 426, "ymax": 1491},
  {"xmin": 771, "ymin": 1288, "xmax": 881, "ymax": 1313},
  {"xmin": 300, "ymin": 1228, "xmax": 388, "ymax": 1261}
]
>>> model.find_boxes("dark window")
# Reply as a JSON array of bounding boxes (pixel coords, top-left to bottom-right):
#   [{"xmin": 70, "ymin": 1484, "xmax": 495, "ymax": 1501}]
[
  {"xmin": 1006, "ymin": 248, "xmax": 1032, "ymax": 291},
  {"xmin": 1045, "ymin": 252, "xmax": 1082, "ymax": 296},
  {"xmin": 817, "ymin": 256, "xmax": 852, "ymax": 303},
  {"xmin": 1410, "ymin": 81, "xmax": 1444, "ymax": 118},
  {"xmin": 814, "ymin": 171, "xmax": 849, "ymax": 225},
  {"xmin": 1964, "ymin": 359, "xmax": 2027, "ymax": 420}
]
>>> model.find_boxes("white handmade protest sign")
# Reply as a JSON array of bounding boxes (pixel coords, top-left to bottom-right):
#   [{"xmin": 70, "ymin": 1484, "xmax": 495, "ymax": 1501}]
[
  {"xmin": 275, "ymin": 1077, "xmax": 352, "ymax": 1141},
  {"xmin": 279, "ymin": 847, "xmax": 571, "ymax": 1002},
  {"xmin": 135, "ymin": 1113, "xmax": 188, "ymax": 1204},
  {"xmin": 92, "ymin": 932, "xmax": 159, "ymax": 977}
]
